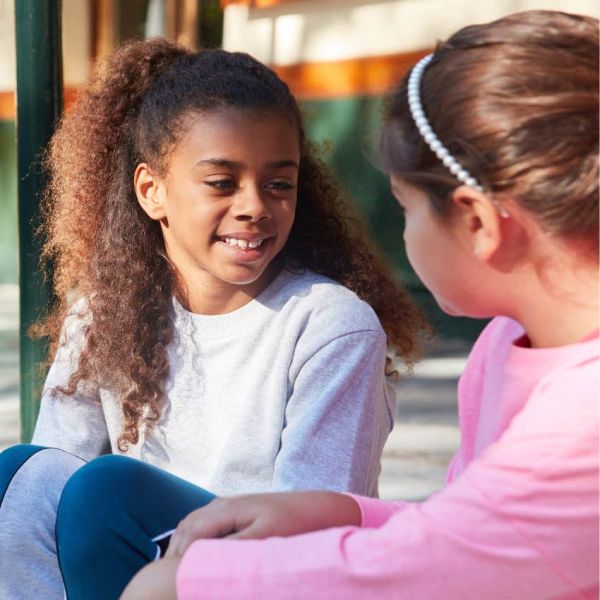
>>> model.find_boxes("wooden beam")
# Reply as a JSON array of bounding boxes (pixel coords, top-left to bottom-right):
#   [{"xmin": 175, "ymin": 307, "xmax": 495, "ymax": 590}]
[
  {"xmin": 178, "ymin": 0, "xmax": 198, "ymax": 48},
  {"xmin": 92, "ymin": 0, "xmax": 115, "ymax": 60}
]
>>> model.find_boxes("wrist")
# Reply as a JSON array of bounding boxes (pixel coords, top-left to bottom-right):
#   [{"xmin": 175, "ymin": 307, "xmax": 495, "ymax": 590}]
[{"xmin": 310, "ymin": 491, "xmax": 362, "ymax": 529}]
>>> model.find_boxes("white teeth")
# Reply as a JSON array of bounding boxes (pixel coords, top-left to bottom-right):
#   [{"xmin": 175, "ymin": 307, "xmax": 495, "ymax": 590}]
[{"xmin": 222, "ymin": 237, "xmax": 264, "ymax": 250}]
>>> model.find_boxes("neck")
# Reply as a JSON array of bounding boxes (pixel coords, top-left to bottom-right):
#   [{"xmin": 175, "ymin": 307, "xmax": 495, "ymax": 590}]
[
  {"xmin": 512, "ymin": 251, "xmax": 598, "ymax": 348},
  {"xmin": 174, "ymin": 265, "xmax": 278, "ymax": 315}
]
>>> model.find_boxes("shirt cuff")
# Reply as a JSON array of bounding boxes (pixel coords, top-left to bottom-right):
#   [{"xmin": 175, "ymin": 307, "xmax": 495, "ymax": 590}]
[
  {"xmin": 344, "ymin": 493, "xmax": 408, "ymax": 528},
  {"xmin": 177, "ymin": 538, "xmax": 265, "ymax": 600}
]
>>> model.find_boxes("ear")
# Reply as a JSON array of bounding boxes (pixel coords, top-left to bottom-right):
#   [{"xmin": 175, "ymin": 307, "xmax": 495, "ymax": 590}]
[
  {"xmin": 450, "ymin": 185, "xmax": 504, "ymax": 261},
  {"xmin": 134, "ymin": 163, "xmax": 167, "ymax": 221}
]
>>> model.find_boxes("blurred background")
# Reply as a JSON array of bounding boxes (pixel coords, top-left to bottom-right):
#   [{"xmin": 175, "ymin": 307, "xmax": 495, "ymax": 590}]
[{"xmin": 0, "ymin": 0, "xmax": 597, "ymax": 498}]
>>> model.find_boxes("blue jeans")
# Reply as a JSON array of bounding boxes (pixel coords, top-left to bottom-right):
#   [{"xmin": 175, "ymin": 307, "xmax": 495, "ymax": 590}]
[{"xmin": 0, "ymin": 446, "xmax": 215, "ymax": 600}]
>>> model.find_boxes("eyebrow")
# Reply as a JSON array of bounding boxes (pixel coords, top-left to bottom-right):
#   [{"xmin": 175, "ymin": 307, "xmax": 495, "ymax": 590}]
[{"xmin": 195, "ymin": 158, "xmax": 299, "ymax": 170}]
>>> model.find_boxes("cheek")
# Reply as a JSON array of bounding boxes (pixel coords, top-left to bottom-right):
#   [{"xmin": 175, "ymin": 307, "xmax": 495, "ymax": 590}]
[
  {"xmin": 402, "ymin": 216, "xmax": 449, "ymax": 285},
  {"xmin": 401, "ymin": 218, "xmax": 422, "ymax": 266},
  {"xmin": 287, "ymin": 200, "xmax": 298, "ymax": 226},
  {"xmin": 277, "ymin": 199, "xmax": 297, "ymax": 230}
]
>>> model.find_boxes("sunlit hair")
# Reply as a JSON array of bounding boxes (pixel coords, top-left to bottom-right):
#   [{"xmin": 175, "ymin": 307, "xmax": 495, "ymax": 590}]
[
  {"xmin": 380, "ymin": 10, "xmax": 599, "ymax": 254},
  {"xmin": 38, "ymin": 39, "xmax": 428, "ymax": 450}
]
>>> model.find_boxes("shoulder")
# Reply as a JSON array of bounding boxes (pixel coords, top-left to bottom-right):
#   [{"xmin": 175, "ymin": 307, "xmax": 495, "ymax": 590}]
[
  {"xmin": 534, "ymin": 346, "xmax": 598, "ymax": 411},
  {"xmin": 487, "ymin": 352, "xmax": 598, "ymax": 475},
  {"xmin": 271, "ymin": 269, "xmax": 384, "ymax": 336},
  {"xmin": 64, "ymin": 295, "xmax": 93, "ymax": 332},
  {"xmin": 496, "ymin": 335, "xmax": 598, "ymax": 449}
]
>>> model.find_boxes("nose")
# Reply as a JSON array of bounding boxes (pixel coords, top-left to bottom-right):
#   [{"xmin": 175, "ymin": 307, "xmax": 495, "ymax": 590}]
[{"xmin": 234, "ymin": 185, "xmax": 272, "ymax": 222}]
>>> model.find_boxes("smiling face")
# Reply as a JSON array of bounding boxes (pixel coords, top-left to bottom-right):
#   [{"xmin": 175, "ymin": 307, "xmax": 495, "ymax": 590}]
[{"xmin": 135, "ymin": 108, "xmax": 300, "ymax": 313}]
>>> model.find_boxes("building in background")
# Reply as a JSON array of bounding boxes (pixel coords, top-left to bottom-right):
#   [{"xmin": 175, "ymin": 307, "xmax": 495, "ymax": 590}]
[
  {"xmin": 220, "ymin": 0, "xmax": 598, "ymax": 337},
  {"xmin": 1, "ymin": 0, "xmax": 597, "ymax": 337}
]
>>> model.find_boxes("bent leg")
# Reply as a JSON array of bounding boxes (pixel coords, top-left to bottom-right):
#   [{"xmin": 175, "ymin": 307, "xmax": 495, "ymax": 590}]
[
  {"xmin": 56, "ymin": 455, "xmax": 216, "ymax": 600},
  {"xmin": 0, "ymin": 445, "xmax": 85, "ymax": 600}
]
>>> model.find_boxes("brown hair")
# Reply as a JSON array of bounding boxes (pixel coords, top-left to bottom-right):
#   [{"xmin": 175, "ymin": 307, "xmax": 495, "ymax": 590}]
[
  {"xmin": 39, "ymin": 38, "xmax": 427, "ymax": 450},
  {"xmin": 380, "ymin": 10, "xmax": 599, "ymax": 251}
]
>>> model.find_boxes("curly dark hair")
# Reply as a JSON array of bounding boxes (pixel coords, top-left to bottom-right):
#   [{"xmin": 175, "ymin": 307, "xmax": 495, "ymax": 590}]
[{"xmin": 38, "ymin": 38, "xmax": 428, "ymax": 450}]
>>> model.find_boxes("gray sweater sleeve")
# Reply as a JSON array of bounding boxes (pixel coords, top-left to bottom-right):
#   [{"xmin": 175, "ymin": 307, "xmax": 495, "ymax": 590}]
[
  {"xmin": 31, "ymin": 311, "xmax": 110, "ymax": 460},
  {"xmin": 272, "ymin": 328, "xmax": 395, "ymax": 497}
]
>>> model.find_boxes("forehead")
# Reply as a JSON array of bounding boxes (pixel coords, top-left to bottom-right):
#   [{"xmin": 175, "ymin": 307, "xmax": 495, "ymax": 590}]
[{"xmin": 170, "ymin": 108, "xmax": 301, "ymax": 165}]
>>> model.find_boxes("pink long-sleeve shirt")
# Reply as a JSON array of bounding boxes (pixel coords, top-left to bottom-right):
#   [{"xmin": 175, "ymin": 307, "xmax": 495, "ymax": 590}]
[{"xmin": 177, "ymin": 317, "xmax": 599, "ymax": 599}]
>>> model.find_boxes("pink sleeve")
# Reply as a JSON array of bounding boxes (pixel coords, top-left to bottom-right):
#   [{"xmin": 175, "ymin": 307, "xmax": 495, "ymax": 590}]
[
  {"xmin": 345, "ymin": 493, "xmax": 408, "ymax": 527},
  {"xmin": 176, "ymin": 360, "xmax": 598, "ymax": 600}
]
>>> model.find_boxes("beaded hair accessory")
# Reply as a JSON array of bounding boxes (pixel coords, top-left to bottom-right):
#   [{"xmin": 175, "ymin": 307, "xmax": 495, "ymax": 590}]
[
  {"xmin": 407, "ymin": 54, "xmax": 509, "ymax": 217},
  {"xmin": 407, "ymin": 54, "xmax": 483, "ymax": 191}
]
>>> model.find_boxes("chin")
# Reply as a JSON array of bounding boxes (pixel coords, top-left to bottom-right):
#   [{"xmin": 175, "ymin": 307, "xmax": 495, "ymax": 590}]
[
  {"xmin": 434, "ymin": 298, "xmax": 466, "ymax": 318},
  {"xmin": 440, "ymin": 307, "xmax": 463, "ymax": 317},
  {"xmin": 438, "ymin": 301, "xmax": 492, "ymax": 320},
  {"xmin": 221, "ymin": 267, "xmax": 268, "ymax": 286}
]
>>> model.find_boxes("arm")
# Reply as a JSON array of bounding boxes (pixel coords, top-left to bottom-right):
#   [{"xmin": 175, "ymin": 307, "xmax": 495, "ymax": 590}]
[
  {"xmin": 31, "ymin": 308, "xmax": 110, "ymax": 459},
  {"xmin": 272, "ymin": 328, "xmax": 394, "ymax": 495},
  {"xmin": 161, "ymin": 321, "xmax": 404, "ymax": 557},
  {"xmin": 160, "ymin": 360, "xmax": 598, "ymax": 599}
]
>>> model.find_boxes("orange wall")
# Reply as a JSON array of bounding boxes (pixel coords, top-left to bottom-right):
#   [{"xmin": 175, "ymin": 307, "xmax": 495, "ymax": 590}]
[
  {"xmin": 0, "ymin": 88, "xmax": 80, "ymax": 121},
  {"xmin": 274, "ymin": 49, "xmax": 429, "ymax": 100},
  {"xmin": 0, "ymin": 48, "xmax": 429, "ymax": 117}
]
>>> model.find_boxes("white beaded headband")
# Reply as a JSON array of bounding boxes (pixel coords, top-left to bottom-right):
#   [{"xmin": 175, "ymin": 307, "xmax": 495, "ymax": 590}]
[
  {"xmin": 407, "ymin": 54, "xmax": 509, "ymax": 218},
  {"xmin": 407, "ymin": 53, "xmax": 483, "ymax": 192}
]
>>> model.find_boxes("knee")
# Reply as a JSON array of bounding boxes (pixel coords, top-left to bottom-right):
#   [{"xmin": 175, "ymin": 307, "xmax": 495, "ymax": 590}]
[
  {"xmin": 0, "ymin": 445, "xmax": 83, "ymax": 504},
  {"xmin": 56, "ymin": 455, "xmax": 145, "ymax": 540},
  {"xmin": 58, "ymin": 455, "xmax": 142, "ymax": 514},
  {"xmin": 0, "ymin": 446, "xmax": 84, "ymax": 559},
  {"xmin": 56, "ymin": 455, "xmax": 146, "ymax": 574},
  {"xmin": 0, "ymin": 443, "xmax": 41, "ymax": 459},
  {"xmin": 0, "ymin": 444, "xmax": 44, "ymax": 478}
]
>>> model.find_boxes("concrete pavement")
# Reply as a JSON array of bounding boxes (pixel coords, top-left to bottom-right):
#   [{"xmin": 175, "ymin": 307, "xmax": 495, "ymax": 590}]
[{"xmin": 0, "ymin": 283, "xmax": 466, "ymax": 500}]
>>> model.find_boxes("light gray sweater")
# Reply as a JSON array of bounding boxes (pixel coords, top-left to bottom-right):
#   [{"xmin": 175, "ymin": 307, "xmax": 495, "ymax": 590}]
[{"xmin": 33, "ymin": 269, "xmax": 396, "ymax": 497}]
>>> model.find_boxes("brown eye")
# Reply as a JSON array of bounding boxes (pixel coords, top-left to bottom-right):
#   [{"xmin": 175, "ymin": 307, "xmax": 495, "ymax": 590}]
[
  {"xmin": 265, "ymin": 180, "xmax": 295, "ymax": 192},
  {"xmin": 205, "ymin": 179, "xmax": 237, "ymax": 191}
]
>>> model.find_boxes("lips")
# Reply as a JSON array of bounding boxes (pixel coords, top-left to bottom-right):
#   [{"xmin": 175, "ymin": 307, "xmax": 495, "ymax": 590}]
[
  {"xmin": 217, "ymin": 232, "xmax": 275, "ymax": 260},
  {"xmin": 222, "ymin": 237, "xmax": 264, "ymax": 250},
  {"xmin": 216, "ymin": 233, "xmax": 274, "ymax": 251}
]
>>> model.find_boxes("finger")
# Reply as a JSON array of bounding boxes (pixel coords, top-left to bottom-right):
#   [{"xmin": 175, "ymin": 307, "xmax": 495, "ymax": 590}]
[
  {"xmin": 226, "ymin": 519, "xmax": 269, "ymax": 540},
  {"xmin": 165, "ymin": 514, "xmax": 196, "ymax": 558},
  {"xmin": 164, "ymin": 529, "xmax": 181, "ymax": 559},
  {"xmin": 166, "ymin": 508, "xmax": 241, "ymax": 558}
]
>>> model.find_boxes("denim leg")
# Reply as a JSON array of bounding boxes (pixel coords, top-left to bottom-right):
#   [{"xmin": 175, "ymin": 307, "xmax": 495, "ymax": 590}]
[
  {"xmin": 56, "ymin": 455, "xmax": 216, "ymax": 600},
  {"xmin": 0, "ymin": 445, "xmax": 85, "ymax": 600}
]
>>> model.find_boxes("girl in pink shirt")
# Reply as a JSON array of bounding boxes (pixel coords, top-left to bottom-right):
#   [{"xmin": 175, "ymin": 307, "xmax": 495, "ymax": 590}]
[{"xmin": 120, "ymin": 9, "xmax": 597, "ymax": 598}]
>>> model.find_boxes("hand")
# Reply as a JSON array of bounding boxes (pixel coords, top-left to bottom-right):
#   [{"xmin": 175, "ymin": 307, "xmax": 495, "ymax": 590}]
[
  {"xmin": 165, "ymin": 490, "xmax": 361, "ymax": 558},
  {"xmin": 120, "ymin": 557, "xmax": 179, "ymax": 600}
]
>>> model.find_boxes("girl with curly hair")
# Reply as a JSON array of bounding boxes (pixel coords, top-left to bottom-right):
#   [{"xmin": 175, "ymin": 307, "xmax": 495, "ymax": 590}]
[
  {"xmin": 0, "ymin": 39, "xmax": 425, "ymax": 599},
  {"xmin": 72, "ymin": 10, "xmax": 596, "ymax": 600}
]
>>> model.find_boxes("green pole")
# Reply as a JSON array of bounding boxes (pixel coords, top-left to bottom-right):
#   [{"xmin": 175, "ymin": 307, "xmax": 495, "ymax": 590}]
[{"xmin": 15, "ymin": 0, "xmax": 63, "ymax": 441}]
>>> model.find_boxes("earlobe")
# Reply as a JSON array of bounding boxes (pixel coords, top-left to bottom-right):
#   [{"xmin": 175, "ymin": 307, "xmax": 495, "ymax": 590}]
[
  {"xmin": 451, "ymin": 185, "xmax": 503, "ymax": 261},
  {"xmin": 134, "ymin": 163, "xmax": 167, "ymax": 221}
]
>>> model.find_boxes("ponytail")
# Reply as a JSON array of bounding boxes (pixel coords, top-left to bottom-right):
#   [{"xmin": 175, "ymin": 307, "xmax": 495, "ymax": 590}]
[
  {"xmin": 45, "ymin": 39, "xmax": 189, "ymax": 291},
  {"xmin": 41, "ymin": 39, "xmax": 190, "ymax": 450}
]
